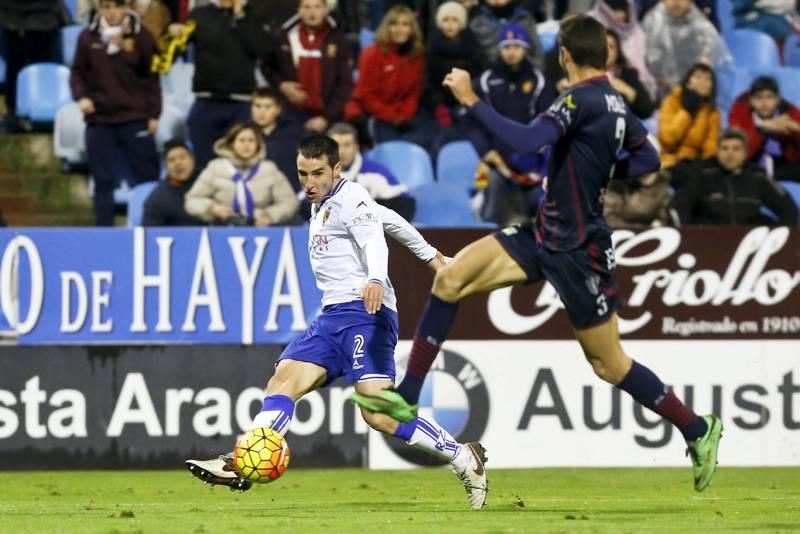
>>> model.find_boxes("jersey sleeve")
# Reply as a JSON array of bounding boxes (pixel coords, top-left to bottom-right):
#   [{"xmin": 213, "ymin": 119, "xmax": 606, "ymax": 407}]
[
  {"xmin": 341, "ymin": 186, "xmax": 389, "ymax": 285},
  {"xmin": 623, "ymin": 107, "xmax": 650, "ymax": 149},
  {"xmin": 541, "ymin": 88, "xmax": 586, "ymax": 136}
]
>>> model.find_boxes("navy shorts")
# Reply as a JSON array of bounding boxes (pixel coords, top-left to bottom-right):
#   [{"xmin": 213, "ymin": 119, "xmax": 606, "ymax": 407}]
[
  {"xmin": 279, "ymin": 301, "xmax": 399, "ymax": 385},
  {"xmin": 494, "ymin": 223, "xmax": 621, "ymax": 329}
]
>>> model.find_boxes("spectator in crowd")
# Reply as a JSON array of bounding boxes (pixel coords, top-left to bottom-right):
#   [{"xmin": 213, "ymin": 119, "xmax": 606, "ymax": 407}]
[
  {"xmin": 185, "ymin": 123, "xmax": 299, "ymax": 226},
  {"xmin": 657, "ymin": 63, "xmax": 721, "ymax": 168},
  {"xmin": 0, "ymin": 0, "xmax": 66, "ymax": 132},
  {"xmin": 425, "ymin": 2, "xmax": 482, "ymax": 130},
  {"xmin": 168, "ymin": 0, "xmax": 272, "ymax": 170},
  {"xmin": 346, "ymin": 5, "xmax": 437, "ymax": 149},
  {"xmin": 643, "ymin": 0, "xmax": 732, "ymax": 96},
  {"xmin": 250, "ymin": 88, "xmax": 307, "ymax": 192},
  {"xmin": 327, "ymin": 122, "xmax": 416, "ymax": 219},
  {"xmin": 733, "ymin": 0, "xmax": 795, "ymax": 41},
  {"xmin": 70, "ymin": 0, "xmax": 161, "ymax": 226},
  {"xmin": 672, "ymin": 128, "xmax": 798, "ymax": 225},
  {"xmin": 466, "ymin": 23, "xmax": 547, "ymax": 226},
  {"xmin": 729, "ymin": 76, "xmax": 800, "ymax": 182},
  {"xmin": 470, "ymin": 0, "xmax": 544, "ymax": 69},
  {"xmin": 266, "ymin": 0, "xmax": 353, "ymax": 133},
  {"xmin": 142, "ymin": 140, "xmax": 203, "ymax": 226},
  {"xmin": 605, "ymin": 29, "xmax": 656, "ymax": 119},
  {"xmin": 589, "ymin": 0, "xmax": 657, "ymax": 100},
  {"xmin": 132, "ymin": 0, "xmax": 172, "ymax": 38}
]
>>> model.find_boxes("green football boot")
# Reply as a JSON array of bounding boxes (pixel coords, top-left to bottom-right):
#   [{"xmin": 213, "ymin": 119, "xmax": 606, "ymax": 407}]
[
  {"xmin": 686, "ymin": 415, "xmax": 723, "ymax": 492},
  {"xmin": 350, "ymin": 389, "xmax": 418, "ymax": 423}
]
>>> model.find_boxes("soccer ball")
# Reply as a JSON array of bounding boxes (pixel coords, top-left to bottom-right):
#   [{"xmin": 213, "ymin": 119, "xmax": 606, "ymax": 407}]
[{"xmin": 233, "ymin": 428, "xmax": 291, "ymax": 483}]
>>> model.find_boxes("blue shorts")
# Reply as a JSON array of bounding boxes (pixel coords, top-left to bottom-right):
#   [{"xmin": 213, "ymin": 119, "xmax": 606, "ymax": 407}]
[
  {"xmin": 494, "ymin": 222, "xmax": 621, "ymax": 329},
  {"xmin": 279, "ymin": 301, "xmax": 399, "ymax": 385}
]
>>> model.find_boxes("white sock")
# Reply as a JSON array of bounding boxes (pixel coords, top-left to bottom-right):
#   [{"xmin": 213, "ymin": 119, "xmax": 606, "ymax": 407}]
[{"xmin": 405, "ymin": 416, "xmax": 470, "ymax": 472}]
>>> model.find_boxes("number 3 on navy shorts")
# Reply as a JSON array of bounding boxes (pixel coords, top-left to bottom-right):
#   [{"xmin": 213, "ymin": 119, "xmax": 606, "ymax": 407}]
[{"xmin": 352, "ymin": 334, "xmax": 365, "ymax": 370}]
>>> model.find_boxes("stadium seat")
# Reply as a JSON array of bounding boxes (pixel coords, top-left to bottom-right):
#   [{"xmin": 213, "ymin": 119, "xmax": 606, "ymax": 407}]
[
  {"xmin": 771, "ymin": 67, "xmax": 800, "ymax": 106},
  {"xmin": 716, "ymin": 66, "xmax": 752, "ymax": 113},
  {"xmin": 359, "ymin": 28, "xmax": 375, "ymax": 50},
  {"xmin": 64, "ymin": 0, "xmax": 79, "ymax": 21},
  {"xmin": 784, "ymin": 33, "xmax": 800, "ymax": 67},
  {"xmin": 61, "ymin": 24, "xmax": 83, "ymax": 65},
  {"xmin": 53, "ymin": 102, "xmax": 86, "ymax": 165},
  {"xmin": 411, "ymin": 183, "xmax": 493, "ymax": 227},
  {"xmin": 539, "ymin": 32, "xmax": 558, "ymax": 53},
  {"xmin": 0, "ymin": 56, "xmax": 5, "ymax": 85},
  {"xmin": 716, "ymin": 0, "xmax": 735, "ymax": 35},
  {"xmin": 127, "ymin": 181, "xmax": 159, "ymax": 227},
  {"xmin": 779, "ymin": 181, "xmax": 800, "ymax": 222},
  {"xmin": 15, "ymin": 63, "xmax": 73, "ymax": 123},
  {"xmin": 436, "ymin": 141, "xmax": 480, "ymax": 190},
  {"xmin": 156, "ymin": 103, "xmax": 188, "ymax": 150},
  {"xmin": 161, "ymin": 61, "xmax": 195, "ymax": 117},
  {"xmin": 366, "ymin": 141, "xmax": 435, "ymax": 189},
  {"xmin": 724, "ymin": 29, "xmax": 781, "ymax": 75}
]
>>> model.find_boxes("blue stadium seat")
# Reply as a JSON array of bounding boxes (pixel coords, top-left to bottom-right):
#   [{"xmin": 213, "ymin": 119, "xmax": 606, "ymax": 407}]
[
  {"xmin": 64, "ymin": 0, "xmax": 79, "ymax": 21},
  {"xmin": 16, "ymin": 63, "xmax": 73, "ymax": 122},
  {"xmin": 779, "ymin": 181, "xmax": 800, "ymax": 222},
  {"xmin": 724, "ymin": 29, "xmax": 781, "ymax": 75},
  {"xmin": 411, "ymin": 183, "xmax": 492, "ymax": 228},
  {"xmin": 359, "ymin": 28, "xmax": 375, "ymax": 50},
  {"xmin": 784, "ymin": 33, "xmax": 800, "ymax": 67},
  {"xmin": 127, "ymin": 181, "xmax": 159, "ymax": 227},
  {"xmin": 716, "ymin": 66, "xmax": 752, "ymax": 113},
  {"xmin": 61, "ymin": 24, "xmax": 84, "ymax": 65},
  {"xmin": 367, "ymin": 141, "xmax": 435, "ymax": 189},
  {"xmin": 539, "ymin": 32, "xmax": 558, "ymax": 53},
  {"xmin": 771, "ymin": 67, "xmax": 800, "ymax": 106},
  {"xmin": 0, "ymin": 56, "xmax": 5, "ymax": 85},
  {"xmin": 161, "ymin": 61, "xmax": 195, "ymax": 117},
  {"xmin": 717, "ymin": 0, "xmax": 735, "ymax": 35},
  {"xmin": 436, "ymin": 141, "xmax": 480, "ymax": 190},
  {"xmin": 53, "ymin": 102, "xmax": 86, "ymax": 165}
]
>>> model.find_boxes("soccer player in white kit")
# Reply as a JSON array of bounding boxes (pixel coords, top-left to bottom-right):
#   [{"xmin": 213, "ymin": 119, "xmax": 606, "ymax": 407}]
[{"xmin": 186, "ymin": 134, "xmax": 488, "ymax": 509}]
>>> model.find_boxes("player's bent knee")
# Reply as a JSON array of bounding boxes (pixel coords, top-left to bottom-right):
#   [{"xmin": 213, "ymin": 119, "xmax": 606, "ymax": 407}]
[
  {"xmin": 432, "ymin": 265, "xmax": 465, "ymax": 302},
  {"xmin": 587, "ymin": 353, "xmax": 630, "ymax": 385}
]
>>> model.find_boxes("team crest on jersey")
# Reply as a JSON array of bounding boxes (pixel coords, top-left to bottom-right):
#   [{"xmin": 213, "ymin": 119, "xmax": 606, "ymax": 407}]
[
  {"xmin": 322, "ymin": 207, "xmax": 331, "ymax": 225},
  {"xmin": 327, "ymin": 43, "xmax": 337, "ymax": 58},
  {"xmin": 522, "ymin": 80, "xmax": 533, "ymax": 94},
  {"xmin": 123, "ymin": 37, "xmax": 135, "ymax": 53}
]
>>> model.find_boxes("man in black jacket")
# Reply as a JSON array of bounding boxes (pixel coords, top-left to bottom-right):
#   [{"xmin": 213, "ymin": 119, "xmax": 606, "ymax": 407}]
[
  {"xmin": 168, "ymin": 0, "xmax": 272, "ymax": 169},
  {"xmin": 672, "ymin": 128, "xmax": 798, "ymax": 225},
  {"xmin": 142, "ymin": 140, "xmax": 203, "ymax": 226}
]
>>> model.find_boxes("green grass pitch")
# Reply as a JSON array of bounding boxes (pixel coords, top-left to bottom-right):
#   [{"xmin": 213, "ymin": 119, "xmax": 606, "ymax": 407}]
[{"xmin": 1, "ymin": 467, "xmax": 798, "ymax": 533}]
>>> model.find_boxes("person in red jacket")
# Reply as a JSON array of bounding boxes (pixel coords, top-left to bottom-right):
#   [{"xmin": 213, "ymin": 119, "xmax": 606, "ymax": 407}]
[
  {"xmin": 266, "ymin": 0, "xmax": 354, "ymax": 133},
  {"xmin": 70, "ymin": 0, "xmax": 161, "ymax": 226},
  {"xmin": 729, "ymin": 76, "xmax": 800, "ymax": 182},
  {"xmin": 345, "ymin": 5, "xmax": 439, "ymax": 150}
]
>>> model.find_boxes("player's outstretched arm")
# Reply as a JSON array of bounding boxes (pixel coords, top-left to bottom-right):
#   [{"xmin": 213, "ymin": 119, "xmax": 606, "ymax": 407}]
[
  {"xmin": 444, "ymin": 68, "xmax": 561, "ymax": 155},
  {"xmin": 376, "ymin": 204, "xmax": 441, "ymax": 263}
]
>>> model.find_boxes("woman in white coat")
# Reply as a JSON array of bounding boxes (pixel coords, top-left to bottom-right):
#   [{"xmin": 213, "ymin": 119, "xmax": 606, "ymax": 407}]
[{"xmin": 186, "ymin": 122, "xmax": 299, "ymax": 226}]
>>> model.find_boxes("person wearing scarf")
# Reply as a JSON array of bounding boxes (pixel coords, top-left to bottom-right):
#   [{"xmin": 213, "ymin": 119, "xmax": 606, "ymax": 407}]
[
  {"xmin": 185, "ymin": 123, "xmax": 299, "ymax": 225},
  {"xmin": 70, "ymin": 0, "xmax": 161, "ymax": 226}
]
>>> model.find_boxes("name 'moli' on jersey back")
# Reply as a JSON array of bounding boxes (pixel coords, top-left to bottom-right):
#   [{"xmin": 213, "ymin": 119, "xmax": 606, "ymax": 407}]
[{"xmin": 537, "ymin": 75, "xmax": 649, "ymax": 252}]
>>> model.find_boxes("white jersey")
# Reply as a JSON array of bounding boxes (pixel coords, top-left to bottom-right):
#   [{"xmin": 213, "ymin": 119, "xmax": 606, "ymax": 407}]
[{"xmin": 308, "ymin": 180, "xmax": 436, "ymax": 311}]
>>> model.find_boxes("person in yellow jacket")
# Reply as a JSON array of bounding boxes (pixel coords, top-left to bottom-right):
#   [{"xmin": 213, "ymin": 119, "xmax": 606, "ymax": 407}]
[{"xmin": 657, "ymin": 63, "xmax": 720, "ymax": 168}]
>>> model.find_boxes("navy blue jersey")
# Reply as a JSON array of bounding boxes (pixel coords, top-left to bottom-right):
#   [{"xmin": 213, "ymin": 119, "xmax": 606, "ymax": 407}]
[{"xmin": 536, "ymin": 75, "xmax": 648, "ymax": 251}]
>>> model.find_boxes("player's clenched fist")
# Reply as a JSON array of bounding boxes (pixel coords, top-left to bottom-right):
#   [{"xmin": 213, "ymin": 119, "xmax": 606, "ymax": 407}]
[
  {"xmin": 361, "ymin": 281, "xmax": 384, "ymax": 314},
  {"xmin": 443, "ymin": 68, "xmax": 479, "ymax": 108}
]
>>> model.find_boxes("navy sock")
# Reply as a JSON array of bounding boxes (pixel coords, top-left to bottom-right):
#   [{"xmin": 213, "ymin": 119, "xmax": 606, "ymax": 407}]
[
  {"xmin": 393, "ymin": 418, "xmax": 418, "ymax": 441},
  {"xmin": 618, "ymin": 361, "xmax": 708, "ymax": 442},
  {"xmin": 396, "ymin": 294, "xmax": 459, "ymax": 404}
]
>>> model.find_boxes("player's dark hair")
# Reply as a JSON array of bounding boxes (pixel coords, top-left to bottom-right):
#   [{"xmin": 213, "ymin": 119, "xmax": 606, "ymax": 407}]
[
  {"xmin": 681, "ymin": 63, "xmax": 717, "ymax": 103},
  {"xmin": 557, "ymin": 14, "xmax": 607, "ymax": 70},
  {"xmin": 297, "ymin": 133, "xmax": 340, "ymax": 168},
  {"xmin": 719, "ymin": 127, "xmax": 748, "ymax": 146},
  {"xmin": 749, "ymin": 76, "xmax": 780, "ymax": 97}
]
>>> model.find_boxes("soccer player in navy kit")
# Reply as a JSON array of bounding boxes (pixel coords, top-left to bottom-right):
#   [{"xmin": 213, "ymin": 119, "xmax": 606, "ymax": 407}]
[{"xmin": 352, "ymin": 14, "xmax": 723, "ymax": 492}]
